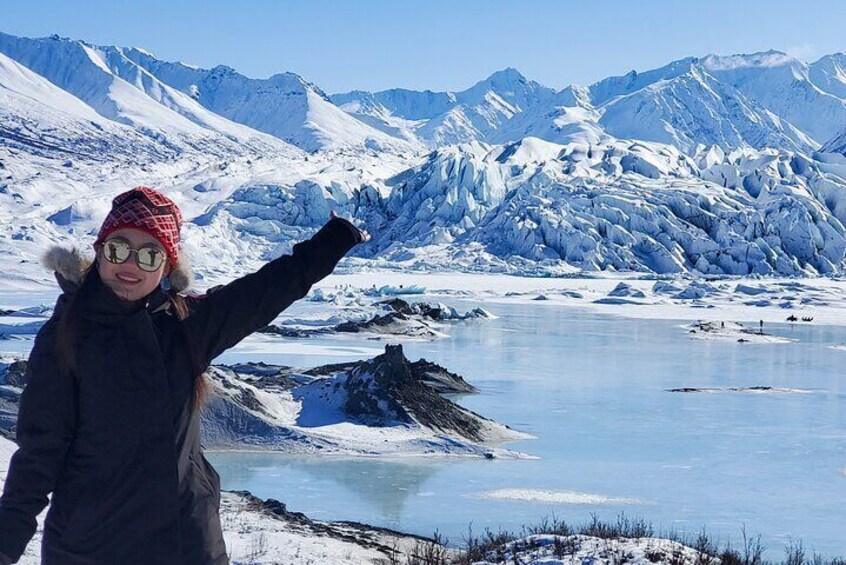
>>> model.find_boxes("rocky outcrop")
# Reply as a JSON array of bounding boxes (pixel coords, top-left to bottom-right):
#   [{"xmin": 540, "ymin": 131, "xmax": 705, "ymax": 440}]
[
  {"xmin": 200, "ymin": 344, "xmax": 525, "ymax": 454},
  {"xmin": 339, "ymin": 344, "xmax": 485, "ymax": 438}
]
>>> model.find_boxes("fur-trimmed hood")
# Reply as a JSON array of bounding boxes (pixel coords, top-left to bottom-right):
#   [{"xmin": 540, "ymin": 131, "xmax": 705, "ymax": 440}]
[{"xmin": 42, "ymin": 245, "xmax": 194, "ymax": 294}]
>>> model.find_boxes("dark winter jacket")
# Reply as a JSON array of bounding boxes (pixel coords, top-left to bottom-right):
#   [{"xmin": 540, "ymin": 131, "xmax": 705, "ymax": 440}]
[{"xmin": 0, "ymin": 217, "xmax": 362, "ymax": 564}]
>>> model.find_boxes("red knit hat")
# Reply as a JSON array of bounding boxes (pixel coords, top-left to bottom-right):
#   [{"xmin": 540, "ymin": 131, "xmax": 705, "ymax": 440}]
[{"xmin": 94, "ymin": 186, "xmax": 183, "ymax": 274}]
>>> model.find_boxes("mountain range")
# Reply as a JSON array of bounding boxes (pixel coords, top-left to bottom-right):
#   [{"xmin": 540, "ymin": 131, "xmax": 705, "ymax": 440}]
[{"xmin": 4, "ymin": 31, "xmax": 846, "ymax": 282}]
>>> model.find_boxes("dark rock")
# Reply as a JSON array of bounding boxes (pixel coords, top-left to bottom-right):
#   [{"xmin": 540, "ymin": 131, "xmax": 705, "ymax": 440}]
[
  {"xmin": 257, "ymin": 324, "xmax": 319, "ymax": 338},
  {"xmin": 333, "ymin": 310, "xmax": 445, "ymax": 339},
  {"xmin": 260, "ymin": 498, "xmax": 313, "ymax": 526},
  {"xmin": 334, "ymin": 299, "xmax": 488, "ymax": 338},
  {"xmin": 1, "ymin": 360, "xmax": 27, "ymax": 387},
  {"xmin": 302, "ymin": 360, "xmax": 358, "ymax": 377},
  {"xmin": 236, "ymin": 387, "xmax": 270, "ymax": 416},
  {"xmin": 342, "ymin": 344, "xmax": 487, "ymax": 441},
  {"xmin": 409, "ymin": 359, "xmax": 477, "ymax": 394}
]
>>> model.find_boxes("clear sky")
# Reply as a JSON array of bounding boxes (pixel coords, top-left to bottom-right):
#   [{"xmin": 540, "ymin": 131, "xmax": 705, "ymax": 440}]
[{"xmin": 2, "ymin": 0, "xmax": 844, "ymax": 94}]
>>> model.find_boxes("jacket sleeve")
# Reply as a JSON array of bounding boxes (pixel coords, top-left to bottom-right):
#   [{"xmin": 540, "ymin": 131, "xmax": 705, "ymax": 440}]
[
  {"xmin": 0, "ymin": 319, "xmax": 77, "ymax": 562},
  {"xmin": 183, "ymin": 216, "xmax": 362, "ymax": 367}
]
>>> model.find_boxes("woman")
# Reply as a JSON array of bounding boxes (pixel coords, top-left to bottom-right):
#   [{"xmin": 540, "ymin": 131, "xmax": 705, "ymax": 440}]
[{"xmin": 0, "ymin": 186, "xmax": 366, "ymax": 564}]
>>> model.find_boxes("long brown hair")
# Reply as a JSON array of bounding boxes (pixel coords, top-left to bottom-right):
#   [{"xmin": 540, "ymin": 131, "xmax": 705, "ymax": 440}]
[{"xmin": 56, "ymin": 262, "xmax": 211, "ymax": 413}]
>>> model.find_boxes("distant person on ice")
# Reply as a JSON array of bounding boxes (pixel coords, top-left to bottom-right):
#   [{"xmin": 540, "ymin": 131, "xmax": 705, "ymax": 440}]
[{"xmin": 0, "ymin": 186, "xmax": 367, "ymax": 564}]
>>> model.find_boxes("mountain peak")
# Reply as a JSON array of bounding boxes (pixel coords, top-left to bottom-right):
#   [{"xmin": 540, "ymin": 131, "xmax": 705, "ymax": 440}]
[
  {"xmin": 588, "ymin": 56, "xmax": 698, "ymax": 105},
  {"xmin": 485, "ymin": 67, "xmax": 528, "ymax": 83},
  {"xmin": 811, "ymin": 52, "xmax": 846, "ymax": 66},
  {"xmin": 209, "ymin": 64, "xmax": 237, "ymax": 75},
  {"xmin": 267, "ymin": 71, "xmax": 330, "ymax": 100}
]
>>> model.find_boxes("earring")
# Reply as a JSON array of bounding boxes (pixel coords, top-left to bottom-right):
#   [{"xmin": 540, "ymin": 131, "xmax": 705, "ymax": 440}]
[{"xmin": 160, "ymin": 275, "xmax": 172, "ymax": 292}]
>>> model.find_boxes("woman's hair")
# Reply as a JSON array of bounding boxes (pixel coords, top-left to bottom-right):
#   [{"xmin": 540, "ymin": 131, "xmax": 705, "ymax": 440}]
[{"xmin": 56, "ymin": 261, "xmax": 211, "ymax": 413}]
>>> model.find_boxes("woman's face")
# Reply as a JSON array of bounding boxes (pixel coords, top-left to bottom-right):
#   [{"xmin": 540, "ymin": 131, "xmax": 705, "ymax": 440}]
[{"xmin": 96, "ymin": 228, "xmax": 168, "ymax": 302}]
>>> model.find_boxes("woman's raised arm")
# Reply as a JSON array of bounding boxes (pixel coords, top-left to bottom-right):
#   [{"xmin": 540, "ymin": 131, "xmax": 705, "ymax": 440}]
[{"xmin": 183, "ymin": 216, "xmax": 364, "ymax": 367}]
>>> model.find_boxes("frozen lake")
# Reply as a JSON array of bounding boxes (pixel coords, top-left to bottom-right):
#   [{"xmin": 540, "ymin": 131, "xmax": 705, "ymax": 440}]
[{"xmin": 210, "ymin": 299, "xmax": 846, "ymax": 558}]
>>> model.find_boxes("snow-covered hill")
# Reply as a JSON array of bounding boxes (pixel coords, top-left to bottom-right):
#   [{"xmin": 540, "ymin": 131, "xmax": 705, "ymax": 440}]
[{"xmin": 200, "ymin": 344, "xmax": 529, "ymax": 456}]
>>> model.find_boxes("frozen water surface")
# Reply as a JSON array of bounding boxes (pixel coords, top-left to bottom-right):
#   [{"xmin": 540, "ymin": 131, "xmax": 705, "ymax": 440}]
[{"xmin": 209, "ymin": 299, "xmax": 846, "ymax": 557}]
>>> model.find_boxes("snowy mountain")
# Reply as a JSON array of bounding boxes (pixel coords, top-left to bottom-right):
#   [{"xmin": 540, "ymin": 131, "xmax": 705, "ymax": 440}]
[
  {"xmin": 809, "ymin": 53, "xmax": 846, "ymax": 99},
  {"xmin": 582, "ymin": 51, "xmax": 846, "ymax": 152},
  {"xmin": 591, "ymin": 64, "xmax": 817, "ymax": 153},
  {"xmin": 486, "ymin": 86, "xmax": 605, "ymax": 146},
  {"xmin": 699, "ymin": 51, "xmax": 846, "ymax": 146},
  {"xmin": 331, "ymin": 68, "xmax": 557, "ymax": 147},
  {"xmin": 0, "ymin": 32, "xmax": 415, "ymax": 156},
  {"xmin": 0, "ymin": 51, "xmax": 179, "ymax": 162},
  {"xmin": 120, "ymin": 47, "xmax": 416, "ymax": 153},
  {"xmin": 334, "ymin": 51, "xmax": 846, "ymax": 155},
  {"xmin": 6, "ymin": 29, "xmax": 846, "ymax": 280},
  {"xmin": 0, "ymin": 32, "xmax": 292, "ymax": 158}
]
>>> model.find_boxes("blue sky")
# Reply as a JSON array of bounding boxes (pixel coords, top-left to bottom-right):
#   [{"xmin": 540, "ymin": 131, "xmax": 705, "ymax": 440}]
[{"xmin": 3, "ymin": 0, "xmax": 844, "ymax": 93}]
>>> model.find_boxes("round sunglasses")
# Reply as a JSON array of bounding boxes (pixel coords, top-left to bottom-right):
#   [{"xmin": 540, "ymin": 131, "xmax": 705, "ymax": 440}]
[{"xmin": 100, "ymin": 238, "xmax": 166, "ymax": 272}]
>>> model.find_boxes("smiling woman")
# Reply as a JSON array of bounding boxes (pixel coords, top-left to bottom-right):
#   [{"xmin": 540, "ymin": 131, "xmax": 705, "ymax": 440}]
[{"xmin": 0, "ymin": 185, "xmax": 367, "ymax": 564}]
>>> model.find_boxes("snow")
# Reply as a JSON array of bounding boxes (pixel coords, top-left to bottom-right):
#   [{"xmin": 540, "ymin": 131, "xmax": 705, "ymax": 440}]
[
  {"xmin": 683, "ymin": 320, "xmax": 795, "ymax": 344},
  {"xmin": 0, "ymin": 33, "xmax": 275, "ymax": 151},
  {"xmin": 809, "ymin": 53, "xmax": 846, "ymax": 100},
  {"xmin": 311, "ymin": 271, "xmax": 846, "ymax": 328},
  {"xmin": 332, "ymin": 50, "xmax": 846, "ymax": 154},
  {"xmin": 120, "ymin": 47, "xmax": 417, "ymax": 154},
  {"xmin": 470, "ymin": 534, "xmax": 712, "ymax": 565}
]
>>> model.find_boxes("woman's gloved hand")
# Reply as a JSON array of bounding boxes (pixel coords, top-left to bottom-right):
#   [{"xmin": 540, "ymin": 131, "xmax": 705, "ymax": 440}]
[{"xmin": 329, "ymin": 211, "xmax": 371, "ymax": 244}]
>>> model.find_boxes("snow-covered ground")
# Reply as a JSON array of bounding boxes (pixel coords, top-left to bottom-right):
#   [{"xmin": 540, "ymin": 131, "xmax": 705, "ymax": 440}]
[{"xmin": 469, "ymin": 534, "xmax": 713, "ymax": 565}]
